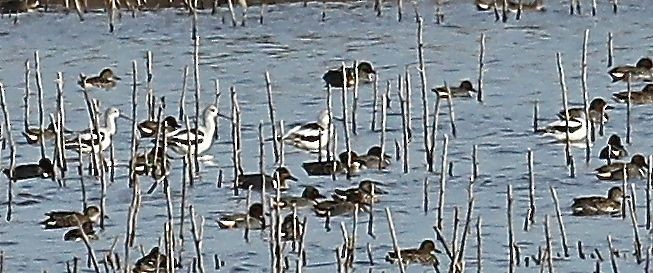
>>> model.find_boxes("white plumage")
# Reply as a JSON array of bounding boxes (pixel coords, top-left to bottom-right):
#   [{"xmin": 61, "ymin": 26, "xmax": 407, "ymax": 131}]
[
  {"xmin": 65, "ymin": 107, "xmax": 122, "ymax": 153},
  {"xmin": 165, "ymin": 105, "xmax": 219, "ymax": 156},
  {"xmin": 282, "ymin": 110, "xmax": 333, "ymax": 153},
  {"xmin": 541, "ymin": 117, "xmax": 587, "ymax": 142}
]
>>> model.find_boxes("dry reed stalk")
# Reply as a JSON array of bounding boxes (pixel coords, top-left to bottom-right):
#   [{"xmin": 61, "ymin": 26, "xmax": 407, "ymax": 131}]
[
  {"xmin": 423, "ymin": 177, "xmax": 429, "ymax": 214},
  {"xmin": 607, "ymin": 32, "xmax": 614, "ymax": 68},
  {"xmin": 444, "ymin": 83, "xmax": 457, "ymax": 138},
  {"xmin": 478, "ymin": 33, "xmax": 485, "ymax": 102},
  {"xmin": 34, "ymin": 52, "xmax": 46, "ymax": 160},
  {"xmin": 405, "ymin": 67, "xmax": 412, "ymax": 141},
  {"xmin": 549, "ymin": 187, "xmax": 569, "ymax": 257},
  {"xmin": 352, "ymin": 61, "xmax": 359, "ymax": 136},
  {"xmin": 371, "ymin": 71, "xmax": 379, "ymax": 131},
  {"xmin": 264, "ymin": 72, "xmax": 279, "ymax": 162},
  {"xmin": 22, "ymin": 60, "xmax": 29, "ymax": 132},
  {"xmin": 555, "ymin": 53, "xmax": 572, "ymax": 167},
  {"xmin": 627, "ymin": 199, "xmax": 642, "ymax": 263},
  {"xmin": 189, "ymin": 206, "xmax": 206, "ymax": 273},
  {"xmin": 193, "ymin": 37, "xmax": 201, "ymax": 174},
  {"xmin": 398, "ymin": 79, "xmax": 409, "ymax": 173},
  {"xmin": 416, "ymin": 17, "xmax": 431, "ymax": 170},
  {"xmin": 626, "ymin": 76, "xmax": 632, "ymax": 144},
  {"xmin": 340, "ymin": 63, "xmax": 352, "ymax": 179},
  {"xmin": 455, "ymin": 196, "xmax": 475, "ymax": 272},
  {"xmin": 501, "ymin": 0, "xmax": 507, "ymax": 22},
  {"xmin": 385, "ymin": 208, "xmax": 406, "ymax": 273},
  {"xmin": 226, "ymin": 0, "xmax": 237, "ymax": 27},
  {"xmin": 396, "ymin": 0, "xmax": 402, "ymax": 21},
  {"xmin": 476, "ymin": 217, "xmax": 482, "ymax": 273},
  {"xmin": 437, "ymin": 135, "xmax": 449, "ymax": 230},
  {"xmin": 607, "ymin": 235, "xmax": 618, "ymax": 272},
  {"xmin": 54, "ymin": 73, "xmax": 67, "ymax": 176},
  {"xmin": 647, "ymin": 155, "xmax": 652, "ymax": 230},
  {"xmin": 544, "ymin": 215, "xmax": 553, "ymax": 273},
  {"xmin": 178, "ymin": 66, "xmax": 189, "ymax": 121},
  {"xmin": 0, "ymin": 82, "xmax": 15, "ymax": 221},
  {"xmin": 380, "ymin": 83, "xmax": 388, "ymax": 170},
  {"xmin": 580, "ymin": 30, "xmax": 592, "ymax": 161},
  {"xmin": 429, "ymin": 97, "xmax": 441, "ymax": 173},
  {"xmin": 507, "ymin": 184, "xmax": 515, "ymax": 273},
  {"xmin": 526, "ymin": 149, "xmax": 535, "ymax": 230},
  {"xmin": 612, "ymin": 0, "xmax": 617, "ymax": 13},
  {"xmin": 231, "ymin": 87, "xmax": 240, "ymax": 196},
  {"xmin": 72, "ymin": 216, "xmax": 100, "ymax": 273}
]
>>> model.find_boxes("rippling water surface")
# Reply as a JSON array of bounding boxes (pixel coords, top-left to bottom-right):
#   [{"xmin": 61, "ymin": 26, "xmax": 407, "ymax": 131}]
[{"xmin": 1, "ymin": 1, "xmax": 653, "ymax": 272}]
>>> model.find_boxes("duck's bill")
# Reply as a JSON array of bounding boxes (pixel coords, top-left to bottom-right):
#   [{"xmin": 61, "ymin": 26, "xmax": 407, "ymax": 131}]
[
  {"xmin": 288, "ymin": 175, "xmax": 298, "ymax": 181},
  {"xmin": 605, "ymin": 105, "xmax": 615, "ymax": 110},
  {"xmin": 112, "ymin": 76, "xmax": 122, "ymax": 80}
]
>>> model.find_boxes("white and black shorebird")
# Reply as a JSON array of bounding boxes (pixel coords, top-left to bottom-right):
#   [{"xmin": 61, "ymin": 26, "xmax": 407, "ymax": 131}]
[
  {"xmin": 64, "ymin": 107, "xmax": 127, "ymax": 153},
  {"xmin": 281, "ymin": 109, "xmax": 333, "ymax": 153},
  {"xmin": 163, "ymin": 105, "xmax": 219, "ymax": 156},
  {"xmin": 537, "ymin": 116, "xmax": 587, "ymax": 142}
]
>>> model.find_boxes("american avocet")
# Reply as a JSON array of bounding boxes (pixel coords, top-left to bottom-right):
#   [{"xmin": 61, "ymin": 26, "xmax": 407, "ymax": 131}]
[
  {"xmin": 163, "ymin": 105, "xmax": 219, "ymax": 156},
  {"xmin": 281, "ymin": 109, "xmax": 333, "ymax": 153},
  {"xmin": 64, "ymin": 107, "xmax": 126, "ymax": 153}
]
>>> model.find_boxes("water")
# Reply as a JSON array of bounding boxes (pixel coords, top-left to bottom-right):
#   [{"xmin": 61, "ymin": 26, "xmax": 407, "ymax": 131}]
[{"xmin": 1, "ymin": 1, "xmax": 653, "ymax": 272}]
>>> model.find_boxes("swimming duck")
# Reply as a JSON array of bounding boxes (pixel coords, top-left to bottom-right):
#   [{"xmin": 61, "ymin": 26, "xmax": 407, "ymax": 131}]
[
  {"xmin": 273, "ymin": 186, "xmax": 326, "ymax": 209},
  {"xmin": 608, "ymin": 57, "xmax": 653, "ymax": 83},
  {"xmin": 598, "ymin": 134, "xmax": 628, "ymax": 161},
  {"xmin": 281, "ymin": 110, "xmax": 333, "ymax": 153},
  {"xmin": 280, "ymin": 214, "xmax": 303, "ymax": 241},
  {"xmin": 63, "ymin": 222, "xmax": 99, "ymax": 241},
  {"xmin": 301, "ymin": 159, "xmax": 343, "ymax": 176},
  {"xmin": 78, "ymin": 68, "xmax": 121, "ymax": 90},
  {"xmin": 163, "ymin": 105, "xmax": 219, "ymax": 156},
  {"xmin": 132, "ymin": 247, "xmax": 181, "ymax": 273},
  {"xmin": 337, "ymin": 151, "xmax": 368, "ymax": 175},
  {"xmin": 432, "ymin": 80, "xmax": 477, "ymax": 98},
  {"xmin": 595, "ymin": 154, "xmax": 648, "ymax": 181},
  {"xmin": 40, "ymin": 206, "xmax": 101, "ymax": 229},
  {"xmin": 571, "ymin": 186, "xmax": 623, "ymax": 216},
  {"xmin": 357, "ymin": 146, "xmax": 392, "ymax": 169},
  {"xmin": 217, "ymin": 203, "xmax": 266, "ymax": 230},
  {"xmin": 333, "ymin": 180, "xmax": 387, "ymax": 205},
  {"xmin": 612, "ymin": 84, "xmax": 653, "ymax": 104},
  {"xmin": 21, "ymin": 122, "xmax": 72, "ymax": 145},
  {"xmin": 556, "ymin": 98, "xmax": 614, "ymax": 124},
  {"xmin": 137, "ymin": 116, "xmax": 182, "ymax": 138},
  {"xmin": 475, "ymin": 0, "xmax": 545, "ymax": 12},
  {"xmin": 538, "ymin": 117, "xmax": 586, "ymax": 142},
  {"xmin": 237, "ymin": 167, "xmax": 297, "ymax": 192},
  {"xmin": 2, "ymin": 157, "xmax": 54, "ymax": 182},
  {"xmin": 0, "ymin": 0, "xmax": 40, "ymax": 13},
  {"xmin": 313, "ymin": 199, "xmax": 361, "ymax": 217},
  {"xmin": 322, "ymin": 62, "xmax": 376, "ymax": 88},
  {"xmin": 64, "ymin": 107, "xmax": 127, "ymax": 153},
  {"xmin": 131, "ymin": 147, "xmax": 170, "ymax": 181},
  {"xmin": 385, "ymin": 239, "xmax": 440, "ymax": 267}
]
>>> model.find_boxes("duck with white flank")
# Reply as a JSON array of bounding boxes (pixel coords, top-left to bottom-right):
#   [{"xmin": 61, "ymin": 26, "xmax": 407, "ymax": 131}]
[
  {"xmin": 164, "ymin": 105, "xmax": 218, "ymax": 156},
  {"xmin": 132, "ymin": 247, "xmax": 181, "ymax": 273},
  {"xmin": 137, "ymin": 116, "xmax": 182, "ymax": 138},
  {"xmin": 595, "ymin": 154, "xmax": 648, "ymax": 181},
  {"xmin": 598, "ymin": 134, "xmax": 628, "ymax": 161},
  {"xmin": 281, "ymin": 109, "xmax": 333, "ymax": 153},
  {"xmin": 64, "ymin": 107, "xmax": 127, "ymax": 153},
  {"xmin": 431, "ymin": 80, "xmax": 477, "ymax": 98},
  {"xmin": 131, "ymin": 147, "xmax": 170, "ymax": 182},
  {"xmin": 608, "ymin": 57, "xmax": 653, "ymax": 83},
  {"xmin": 322, "ymin": 61, "xmax": 376, "ymax": 88},
  {"xmin": 571, "ymin": 187, "xmax": 624, "ymax": 216},
  {"xmin": 538, "ymin": 117, "xmax": 586, "ymax": 142},
  {"xmin": 217, "ymin": 203, "xmax": 265, "ymax": 230},
  {"xmin": 612, "ymin": 84, "xmax": 653, "ymax": 104},
  {"xmin": 63, "ymin": 222, "xmax": 99, "ymax": 241},
  {"xmin": 22, "ymin": 122, "xmax": 72, "ymax": 145},
  {"xmin": 2, "ymin": 158, "xmax": 54, "ymax": 182},
  {"xmin": 333, "ymin": 180, "xmax": 387, "ymax": 205},
  {"xmin": 272, "ymin": 186, "xmax": 326, "ymax": 209},
  {"xmin": 556, "ymin": 97, "xmax": 614, "ymax": 124},
  {"xmin": 236, "ymin": 167, "xmax": 297, "ymax": 192},
  {"xmin": 385, "ymin": 239, "xmax": 441, "ymax": 267},
  {"xmin": 78, "ymin": 68, "xmax": 121, "ymax": 90},
  {"xmin": 40, "ymin": 206, "xmax": 101, "ymax": 229},
  {"xmin": 475, "ymin": 0, "xmax": 545, "ymax": 12},
  {"xmin": 0, "ymin": 0, "xmax": 40, "ymax": 13}
]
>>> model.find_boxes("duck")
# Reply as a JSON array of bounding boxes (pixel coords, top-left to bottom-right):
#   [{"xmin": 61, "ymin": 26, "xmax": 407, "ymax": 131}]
[
  {"xmin": 571, "ymin": 186, "xmax": 624, "ymax": 216},
  {"xmin": 313, "ymin": 198, "xmax": 361, "ymax": 217},
  {"xmin": 357, "ymin": 146, "xmax": 392, "ymax": 169},
  {"xmin": 236, "ymin": 167, "xmax": 297, "ymax": 192},
  {"xmin": 608, "ymin": 57, "xmax": 653, "ymax": 83},
  {"xmin": 63, "ymin": 222, "xmax": 99, "ymax": 241},
  {"xmin": 40, "ymin": 206, "xmax": 101, "ymax": 229},
  {"xmin": 272, "ymin": 186, "xmax": 326, "ymax": 209},
  {"xmin": 21, "ymin": 122, "xmax": 72, "ymax": 145},
  {"xmin": 595, "ymin": 154, "xmax": 648, "ymax": 181},
  {"xmin": 538, "ymin": 117, "xmax": 586, "ymax": 142},
  {"xmin": 556, "ymin": 98, "xmax": 614, "ymax": 124},
  {"xmin": 333, "ymin": 180, "xmax": 387, "ymax": 205},
  {"xmin": 322, "ymin": 61, "xmax": 376, "ymax": 88},
  {"xmin": 598, "ymin": 134, "xmax": 628, "ymax": 161},
  {"xmin": 301, "ymin": 158, "xmax": 343, "ymax": 176},
  {"xmin": 132, "ymin": 247, "xmax": 181, "ymax": 273},
  {"xmin": 337, "ymin": 151, "xmax": 368, "ymax": 175},
  {"xmin": 163, "ymin": 105, "xmax": 218, "ymax": 156},
  {"xmin": 431, "ymin": 80, "xmax": 477, "ymax": 98},
  {"xmin": 280, "ymin": 214, "xmax": 303, "ymax": 241},
  {"xmin": 217, "ymin": 203, "xmax": 266, "ymax": 230},
  {"xmin": 475, "ymin": 0, "xmax": 545, "ymax": 12},
  {"xmin": 131, "ymin": 147, "xmax": 170, "ymax": 181},
  {"xmin": 2, "ymin": 157, "xmax": 54, "ymax": 182},
  {"xmin": 78, "ymin": 68, "xmax": 121, "ymax": 90},
  {"xmin": 612, "ymin": 84, "xmax": 653, "ymax": 104},
  {"xmin": 385, "ymin": 239, "xmax": 440, "ymax": 267},
  {"xmin": 281, "ymin": 110, "xmax": 333, "ymax": 153},
  {"xmin": 137, "ymin": 116, "xmax": 182, "ymax": 138},
  {"xmin": 0, "ymin": 0, "xmax": 40, "ymax": 13},
  {"xmin": 64, "ymin": 107, "xmax": 126, "ymax": 153}
]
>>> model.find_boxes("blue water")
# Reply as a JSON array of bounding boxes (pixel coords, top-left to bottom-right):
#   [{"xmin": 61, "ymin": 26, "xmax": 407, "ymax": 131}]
[{"xmin": 0, "ymin": 0, "xmax": 653, "ymax": 272}]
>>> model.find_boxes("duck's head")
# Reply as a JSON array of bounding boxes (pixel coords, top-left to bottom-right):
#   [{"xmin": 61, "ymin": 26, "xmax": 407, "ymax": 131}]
[
  {"xmin": 303, "ymin": 186, "xmax": 326, "ymax": 200},
  {"xmin": 38, "ymin": 158, "xmax": 54, "ymax": 176},
  {"xmin": 275, "ymin": 167, "xmax": 298, "ymax": 182},
  {"xmin": 636, "ymin": 57, "xmax": 653, "ymax": 69},
  {"xmin": 100, "ymin": 68, "xmax": 120, "ymax": 81},
  {"xmin": 248, "ymin": 203, "xmax": 264, "ymax": 219},
  {"xmin": 357, "ymin": 62, "xmax": 376, "ymax": 76},
  {"xmin": 642, "ymin": 84, "xmax": 653, "ymax": 93},
  {"xmin": 459, "ymin": 80, "xmax": 476, "ymax": 92},
  {"xmin": 85, "ymin": 206, "xmax": 101, "ymax": 222},
  {"xmin": 418, "ymin": 240, "xmax": 440, "ymax": 253},
  {"xmin": 631, "ymin": 154, "xmax": 648, "ymax": 168},
  {"xmin": 589, "ymin": 97, "xmax": 614, "ymax": 112},
  {"xmin": 607, "ymin": 186, "xmax": 624, "ymax": 202},
  {"xmin": 359, "ymin": 180, "xmax": 387, "ymax": 194},
  {"xmin": 163, "ymin": 116, "xmax": 181, "ymax": 128},
  {"xmin": 607, "ymin": 134, "xmax": 622, "ymax": 147},
  {"xmin": 367, "ymin": 146, "xmax": 391, "ymax": 159}
]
